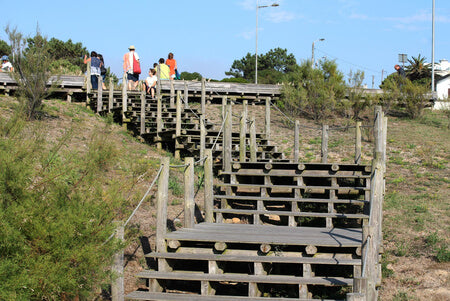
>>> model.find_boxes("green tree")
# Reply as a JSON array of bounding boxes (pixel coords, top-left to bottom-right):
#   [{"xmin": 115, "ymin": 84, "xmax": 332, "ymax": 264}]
[
  {"xmin": 6, "ymin": 26, "xmax": 56, "ymax": 120},
  {"xmin": 226, "ymin": 48, "xmax": 297, "ymax": 84},
  {"xmin": 381, "ymin": 74, "xmax": 429, "ymax": 118},
  {"xmin": 345, "ymin": 69, "xmax": 370, "ymax": 119},
  {"xmin": 0, "ymin": 39, "xmax": 11, "ymax": 57},
  {"xmin": 180, "ymin": 71, "xmax": 202, "ymax": 81},
  {"xmin": 26, "ymin": 36, "xmax": 88, "ymax": 75},
  {"xmin": 280, "ymin": 59, "xmax": 346, "ymax": 122},
  {"xmin": 405, "ymin": 54, "xmax": 431, "ymax": 83},
  {"xmin": 0, "ymin": 113, "xmax": 123, "ymax": 300}
]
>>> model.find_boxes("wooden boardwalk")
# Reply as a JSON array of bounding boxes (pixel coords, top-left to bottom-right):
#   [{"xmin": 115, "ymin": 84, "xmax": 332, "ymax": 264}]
[{"xmin": 0, "ymin": 73, "xmax": 386, "ymax": 300}]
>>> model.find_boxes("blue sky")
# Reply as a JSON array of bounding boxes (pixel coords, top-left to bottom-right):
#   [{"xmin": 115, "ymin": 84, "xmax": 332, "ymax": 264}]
[{"xmin": 1, "ymin": 0, "xmax": 449, "ymax": 88}]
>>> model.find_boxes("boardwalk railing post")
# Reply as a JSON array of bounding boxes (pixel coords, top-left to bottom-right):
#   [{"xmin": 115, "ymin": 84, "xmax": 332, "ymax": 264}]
[
  {"xmin": 200, "ymin": 115, "xmax": 206, "ymax": 160},
  {"xmin": 321, "ymin": 124, "xmax": 329, "ymax": 163},
  {"xmin": 122, "ymin": 73, "xmax": 127, "ymax": 113},
  {"xmin": 86, "ymin": 63, "xmax": 91, "ymax": 105},
  {"xmin": 140, "ymin": 91, "xmax": 146, "ymax": 135},
  {"xmin": 239, "ymin": 111, "xmax": 246, "ymax": 162},
  {"xmin": 204, "ymin": 149, "xmax": 214, "ymax": 223},
  {"xmin": 184, "ymin": 80, "xmax": 189, "ymax": 109},
  {"xmin": 97, "ymin": 75, "xmax": 103, "ymax": 113},
  {"xmin": 156, "ymin": 158, "xmax": 170, "ymax": 253},
  {"xmin": 169, "ymin": 79, "xmax": 175, "ymax": 108},
  {"xmin": 111, "ymin": 222, "xmax": 124, "ymax": 301},
  {"xmin": 175, "ymin": 91, "xmax": 182, "ymax": 159},
  {"xmin": 223, "ymin": 102, "xmax": 232, "ymax": 172},
  {"xmin": 294, "ymin": 120, "xmax": 300, "ymax": 162},
  {"xmin": 201, "ymin": 78, "xmax": 206, "ymax": 117},
  {"xmin": 355, "ymin": 121, "xmax": 362, "ymax": 164},
  {"xmin": 250, "ymin": 115, "xmax": 257, "ymax": 163},
  {"xmin": 362, "ymin": 225, "xmax": 378, "ymax": 300},
  {"xmin": 265, "ymin": 97, "xmax": 271, "ymax": 142},
  {"xmin": 156, "ymin": 66, "xmax": 161, "ymax": 98},
  {"xmin": 184, "ymin": 157, "xmax": 195, "ymax": 228},
  {"xmin": 108, "ymin": 77, "xmax": 114, "ymax": 113},
  {"xmin": 221, "ymin": 96, "xmax": 226, "ymax": 121},
  {"xmin": 156, "ymin": 92, "xmax": 163, "ymax": 149}
]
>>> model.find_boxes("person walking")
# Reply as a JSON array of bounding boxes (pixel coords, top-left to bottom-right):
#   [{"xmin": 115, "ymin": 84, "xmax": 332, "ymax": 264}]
[
  {"xmin": 84, "ymin": 51, "xmax": 102, "ymax": 90},
  {"xmin": 123, "ymin": 45, "xmax": 140, "ymax": 90},
  {"xmin": 165, "ymin": 52, "xmax": 177, "ymax": 80}
]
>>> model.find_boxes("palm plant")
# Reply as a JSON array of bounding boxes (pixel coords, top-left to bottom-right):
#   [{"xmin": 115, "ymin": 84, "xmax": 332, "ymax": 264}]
[{"xmin": 404, "ymin": 54, "xmax": 431, "ymax": 83}]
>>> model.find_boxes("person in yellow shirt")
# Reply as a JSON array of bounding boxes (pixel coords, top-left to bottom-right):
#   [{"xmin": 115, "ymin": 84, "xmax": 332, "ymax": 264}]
[{"xmin": 156, "ymin": 58, "xmax": 170, "ymax": 80}]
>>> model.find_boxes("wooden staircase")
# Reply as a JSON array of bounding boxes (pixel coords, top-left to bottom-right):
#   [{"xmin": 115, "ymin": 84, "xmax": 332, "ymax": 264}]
[
  {"xmin": 87, "ymin": 87, "xmax": 385, "ymax": 300},
  {"xmin": 125, "ymin": 158, "xmax": 375, "ymax": 300}
]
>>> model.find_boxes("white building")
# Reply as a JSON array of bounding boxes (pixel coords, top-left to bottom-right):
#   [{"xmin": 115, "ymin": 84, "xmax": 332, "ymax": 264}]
[{"xmin": 435, "ymin": 59, "xmax": 450, "ymax": 100}]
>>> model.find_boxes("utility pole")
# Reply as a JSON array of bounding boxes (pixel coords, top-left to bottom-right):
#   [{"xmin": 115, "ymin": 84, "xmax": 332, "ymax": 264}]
[
  {"xmin": 381, "ymin": 69, "xmax": 385, "ymax": 83},
  {"xmin": 431, "ymin": 0, "xmax": 436, "ymax": 96}
]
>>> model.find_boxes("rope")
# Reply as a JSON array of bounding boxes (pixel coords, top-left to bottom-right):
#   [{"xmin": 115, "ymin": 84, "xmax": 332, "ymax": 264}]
[
  {"xmin": 211, "ymin": 109, "xmax": 228, "ymax": 151},
  {"xmin": 103, "ymin": 165, "xmax": 163, "ymax": 244},
  {"xmin": 124, "ymin": 165, "xmax": 163, "ymax": 227}
]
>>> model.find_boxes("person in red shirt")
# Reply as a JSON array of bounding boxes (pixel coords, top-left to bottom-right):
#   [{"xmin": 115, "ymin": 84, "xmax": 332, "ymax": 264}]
[{"xmin": 165, "ymin": 52, "xmax": 177, "ymax": 80}]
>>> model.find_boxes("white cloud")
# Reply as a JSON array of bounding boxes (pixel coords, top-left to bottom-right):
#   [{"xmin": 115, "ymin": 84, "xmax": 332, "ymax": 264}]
[{"xmin": 267, "ymin": 10, "xmax": 296, "ymax": 23}]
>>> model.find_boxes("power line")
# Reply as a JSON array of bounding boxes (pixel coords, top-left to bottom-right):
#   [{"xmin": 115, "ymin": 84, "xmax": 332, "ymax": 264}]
[{"xmin": 315, "ymin": 48, "xmax": 384, "ymax": 75}]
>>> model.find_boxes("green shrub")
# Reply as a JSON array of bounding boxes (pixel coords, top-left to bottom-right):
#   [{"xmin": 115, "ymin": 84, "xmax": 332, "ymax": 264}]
[{"xmin": 0, "ymin": 113, "xmax": 123, "ymax": 300}]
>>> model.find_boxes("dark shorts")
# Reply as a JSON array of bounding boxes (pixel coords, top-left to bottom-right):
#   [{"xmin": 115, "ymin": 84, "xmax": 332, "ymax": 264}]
[{"xmin": 127, "ymin": 73, "xmax": 139, "ymax": 82}]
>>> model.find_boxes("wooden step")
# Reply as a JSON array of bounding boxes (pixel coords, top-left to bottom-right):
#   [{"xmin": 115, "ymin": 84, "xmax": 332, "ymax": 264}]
[
  {"xmin": 164, "ymin": 223, "xmax": 362, "ymax": 248},
  {"xmin": 214, "ymin": 195, "xmax": 367, "ymax": 204},
  {"xmin": 146, "ymin": 251, "xmax": 360, "ymax": 266},
  {"xmin": 126, "ymin": 291, "xmax": 342, "ymax": 301},
  {"xmin": 135, "ymin": 270, "xmax": 354, "ymax": 286}
]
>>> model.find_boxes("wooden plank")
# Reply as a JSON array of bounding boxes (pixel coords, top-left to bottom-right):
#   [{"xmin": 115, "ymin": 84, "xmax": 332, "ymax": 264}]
[
  {"xmin": 212, "ymin": 208, "xmax": 368, "ymax": 219},
  {"xmin": 164, "ymin": 223, "xmax": 362, "ymax": 247},
  {"xmin": 146, "ymin": 252, "xmax": 360, "ymax": 265},
  {"xmin": 125, "ymin": 291, "xmax": 340, "ymax": 301},
  {"xmin": 136, "ymin": 270, "xmax": 354, "ymax": 286},
  {"xmin": 213, "ymin": 194, "xmax": 367, "ymax": 204}
]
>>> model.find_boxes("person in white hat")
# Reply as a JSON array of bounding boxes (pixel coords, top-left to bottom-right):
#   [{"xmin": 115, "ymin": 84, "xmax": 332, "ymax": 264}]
[
  {"xmin": 123, "ymin": 45, "xmax": 140, "ymax": 90},
  {"xmin": 1, "ymin": 55, "xmax": 14, "ymax": 72}
]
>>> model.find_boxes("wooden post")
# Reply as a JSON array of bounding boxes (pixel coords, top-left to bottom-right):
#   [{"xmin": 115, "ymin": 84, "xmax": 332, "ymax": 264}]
[
  {"xmin": 250, "ymin": 115, "xmax": 257, "ymax": 163},
  {"xmin": 86, "ymin": 64, "xmax": 91, "ymax": 105},
  {"xmin": 97, "ymin": 76, "xmax": 103, "ymax": 113},
  {"xmin": 201, "ymin": 78, "xmax": 206, "ymax": 117},
  {"xmin": 184, "ymin": 157, "xmax": 195, "ymax": 228},
  {"xmin": 156, "ymin": 158, "xmax": 170, "ymax": 254},
  {"xmin": 184, "ymin": 80, "xmax": 189, "ymax": 109},
  {"xmin": 355, "ymin": 121, "xmax": 362, "ymax": 164},
  {"xmin": 221, "ymin": 96, "xmax": 227, "ymax": 121},
  {"xmin": 204, "ymin": 149, "xmax": 214, "ymax": 223},
  {"xmin": 265, "ymin": 97, "xmax": 271, "ymax": 141},
  {"xmin": 122, "ymin": 73, "xmax": 127, "ymax": 113},
  {"xmin": 373, "ymin": 106, "xmax": 383, "ymax": 161},
  {"xmin": 382, "ymin": 116, "xmax": 388, "ymax": 171},
  {"xmin": 294, "ymin": 120, "xmax": 300, "ymax": 162},
  {"xmin": 362, "ymin": 225, "xmax": 378, "ymax": 301},
  {"xmin": 223, "ymin": 103, "xmax": 232, "ymax": 172},
  {"xmin": 175, "ymin": 91, "xmax": 182, "ymax": 160},
  {"xmin": 139, "ymin": 92, "xmax": 145, "ymax": 135},
  {"xmin": 200, "ymin": 116, "xmax": 206, "ymax": 160},
  {"xmin": 108, "ymin": 77, "xmax": 114, "ymax": 113},
  {"xmin": 239, "ymin": 112, "xmax": 246, "ymax": 162},
  {"xmin": 156, "ymin": 66, "xmax": 161, "ymax": 99},
  {"xmin": 346, "ymin": 293, "xmax": 366, "ymax": 301},
  {"xmin": 156, "ymin": 93, "xmax": 162, "ymax": 149},
  {"xmin": 169, "ymin": 79, "xmax": 175, "ymax": 108},
  {"xmin": 111, "ymin": 223, "xmax": 124, "ymax": 301},
  {"xmin": 239, "ymin": 100, "xmax": 248, "ymax": 162},
  {"xmin": 321, "ymin": 124, "xmax": 329, "ymax": 163},
  {"xmin": 353, "ymin": 277, "xmax": 368, "ymax": 294}
]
